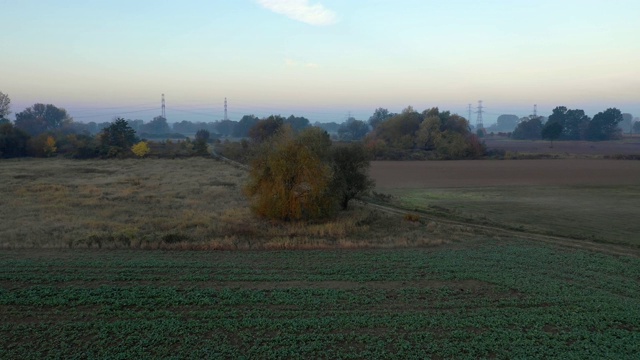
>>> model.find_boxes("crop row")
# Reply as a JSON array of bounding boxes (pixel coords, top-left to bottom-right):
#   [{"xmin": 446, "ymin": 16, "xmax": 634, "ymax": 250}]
[{"xmin": 1, "ymin": 240, "xmax": 639, "ymax": 358}]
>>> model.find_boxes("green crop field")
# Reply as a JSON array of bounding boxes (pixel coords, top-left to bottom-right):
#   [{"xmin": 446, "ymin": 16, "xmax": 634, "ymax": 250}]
[{"xmin": 2, "ymin": 241, "xmax": 639, "ymax": 359}]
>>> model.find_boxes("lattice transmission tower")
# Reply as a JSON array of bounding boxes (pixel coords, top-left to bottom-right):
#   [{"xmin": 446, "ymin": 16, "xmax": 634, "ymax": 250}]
[
  {"xmin": 161, "ymin": 93, "xmax": 166, "ymax": 118},
  {"xmin": 224, "ymin": 97, "xmax": 228, "ymax": 121},
  {"xmin": 475, "ymin": 100, "xmax": 484, "ymax": 129}
]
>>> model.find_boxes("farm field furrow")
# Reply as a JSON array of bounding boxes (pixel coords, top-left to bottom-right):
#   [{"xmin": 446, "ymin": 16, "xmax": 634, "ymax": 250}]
[{"xmin": 1, "ymin": 242, "xmax": 639, "ymax": 359}]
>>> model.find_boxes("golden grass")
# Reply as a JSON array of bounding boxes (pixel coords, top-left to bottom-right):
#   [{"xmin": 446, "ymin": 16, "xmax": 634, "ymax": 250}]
[{"xmin": 0, "ymin": 158, "xmax": 482, "ymax": 249}]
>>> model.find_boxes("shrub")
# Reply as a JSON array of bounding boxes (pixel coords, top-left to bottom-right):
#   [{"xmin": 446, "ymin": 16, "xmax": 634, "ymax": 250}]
[
  {"xmin": 44, "ymin": 136, "xmax": 57, "ymax": 156},
  {"xmin": 131, "ymin": 141, "xmax": 150, "ymax": 157}
]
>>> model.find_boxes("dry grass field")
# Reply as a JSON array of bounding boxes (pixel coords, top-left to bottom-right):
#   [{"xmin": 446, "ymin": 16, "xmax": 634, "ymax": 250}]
[
  {"xmin": 0, "ymin": 158, "xmax": 476, "ymax": 249},
  {"xmin": 371, "ymin": 160, "xmax": 640, "ymax": 247}
]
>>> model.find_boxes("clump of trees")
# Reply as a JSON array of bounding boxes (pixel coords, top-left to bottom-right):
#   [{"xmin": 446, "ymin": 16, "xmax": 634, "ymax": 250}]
[
  {"xmin": 338, "ymin": 117, "xmax": 369, "ymax": 141},
  {"xmin": 365, "ymin": 106, "xmax": 485, "ymax": 160},
  {"xmin": 512, "ymin": 116, "xmax": 544, "ymax": 140},
  {"xmin": 513, "ymin": 106, "xmax": 625, "ymax": 141},
  {"xmin": 244, "ymin": 126, "xmax": 374, "ymax": 221},
  {"xmin": 486, "ymin": 114, "xmax": 520, "ymax": 133},
  {"xmin": 0, "ymin": 122, "xmax": 29, "ymax": 158}
]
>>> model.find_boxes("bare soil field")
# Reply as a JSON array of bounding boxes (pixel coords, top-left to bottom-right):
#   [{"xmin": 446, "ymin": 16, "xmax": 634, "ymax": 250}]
[
  {"xmin": 370, "ymin": 159, "xmax": 640, "ymax": 188},
  {"xmin": 483, "ymin": 137, "xmax": 640, "ymax": 156}
]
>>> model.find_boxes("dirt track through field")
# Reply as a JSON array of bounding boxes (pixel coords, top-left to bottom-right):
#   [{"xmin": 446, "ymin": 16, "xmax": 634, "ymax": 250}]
[
  {"xmin": 370, "ymin": 159, "xmax": 640, "ymax": 188},
  {"xmin": 358, "ymin": 201, "xmax": 640, "ymax": 258}
]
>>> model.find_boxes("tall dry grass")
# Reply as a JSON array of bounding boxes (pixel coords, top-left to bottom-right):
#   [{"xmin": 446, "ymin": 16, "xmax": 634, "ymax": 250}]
[{"xmin": 0, "ymin": 158, "xmax": 482, "ymax": 249}]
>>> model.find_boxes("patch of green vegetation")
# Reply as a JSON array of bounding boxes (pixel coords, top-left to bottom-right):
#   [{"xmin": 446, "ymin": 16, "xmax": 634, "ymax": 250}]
[
  {"xmin": 1, "ymin": 242, "xmax": 639, "ymax": 358},
  {"xmin": 385, "ymin": 185, "xmax": 640, "ymax": 247}
]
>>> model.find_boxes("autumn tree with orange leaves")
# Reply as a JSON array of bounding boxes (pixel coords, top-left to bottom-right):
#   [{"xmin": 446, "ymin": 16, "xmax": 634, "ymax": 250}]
[{"xmin": 244, "ymin": 126, "xmax": 373, "ymax": 221}]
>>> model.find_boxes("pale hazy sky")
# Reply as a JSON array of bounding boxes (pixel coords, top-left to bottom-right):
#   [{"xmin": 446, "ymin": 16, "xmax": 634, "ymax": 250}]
[{"xmin": 1, "ymin": 0, "xmax": 639, "ymax": 124}]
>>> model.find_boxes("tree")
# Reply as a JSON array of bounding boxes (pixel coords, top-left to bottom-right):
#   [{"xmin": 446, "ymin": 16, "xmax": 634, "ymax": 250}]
[
  {"xmin": 338, "ymin": 118, "xmax": 369, "ymax": 141},
  {"xmin": 127, "ymin": 119, "xmax": 144, "ymax": 133},
  {"xmin": 195, "ymin": 129, "xmax": 210, "ymax": 142},
  {"xmin": 373, "ymin": 107, "xmax": 422, "ymax": 149},
  {"xmin": 14, "ymin": 103, "xmax": 72, "ymax": 136},
  {"xmin": 416, "ymin": 116, "xmax": 442, "ymax": 150},
  {"xmin": 512, "ymin": 116, "xmax": 543, "ymax": 140},
  {"xmin": 620, "ymin": 113, "xmax": 633, "ymax": 135},
  {"xmin": 547, "ymin": 106, "xmax": 591, "ymax": 140},
  {"xmin": 233, "ymin": 115, "xmax": 260, "ymax": 137},
  {"xmin": 245, "ymin": 126, "xmax": 375, "ymax": 221},
  {"xmin": 284, "ymin": 115, "xmax": 310, "ymax": 132},
  {"xmin": 244, "ymin": 128, "xmax": 335, "ymax": 221},
  {"xmin": 366, "ymin": 106, "xmax": 483, "ymax": 159},
  {"xmin": 542, "ymin": 121, "xmax": 563, "ymax": 147},
  {"xmin": 313, "ymin": 121, "xmax": 341, "ymax": 134},
  {"xmin": 494, "ymin": 114, "xmax": 519, "ymax": 132},
  {"xmin": 331, "ymin": 144, "xmax": 375, "ymax": 209},
  {"xmin": 0, "ymin": 91, "xmax": 11, "ymax": 119},
  {"xmin": 141, "ymin": 116, "xmax": 170, "ymax": 134},
  {"xmin": 43, "ymin": 136, "xmax": 57, "ymax": 156},
  {"xmin": 633, "ymin": 120, "xmax": 640, "ymax": 134},
  {"xmin": 99, "ymin": 118, "xmax": 138, "ymax": 157},
  {"xmin": 586, "ymin": 108, "xmax": 623, "ymax": 141},
  {"xmin": 563, "ymin": 109, "xmax": 590, "ymax": 140},
  {"xmin": 249, "ymin": 115, "xmax": 284, "ymax": 143},
  {"xmin": 215, "ymin": 120, "xmax": 237, "ymax": 136},
  {"xmin": 0, "ymin": 123, "xmax": 30, "ymax": 158},
  {"xmin": 368, "ymin": 108, "xmax": 394, "ymax": 129},
  {"xmin": 193, "ymin": 129, "xmax": 211, "ymax": 155}
]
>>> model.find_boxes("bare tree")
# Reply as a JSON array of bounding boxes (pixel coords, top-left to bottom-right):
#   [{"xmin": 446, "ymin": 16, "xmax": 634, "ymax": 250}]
[{"xmin": 0, "ymin": 91, "xmax": 10, "ymax": 119}]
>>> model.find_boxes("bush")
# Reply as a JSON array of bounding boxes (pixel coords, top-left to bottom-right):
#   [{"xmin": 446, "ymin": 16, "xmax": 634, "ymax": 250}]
[
  {"xmin": 27, "ymin": 133, "xmax": 58, "ymax": 157},
  {"xmin": 131, "ymin": 141, "xmax": 150, "ymax": 157}
]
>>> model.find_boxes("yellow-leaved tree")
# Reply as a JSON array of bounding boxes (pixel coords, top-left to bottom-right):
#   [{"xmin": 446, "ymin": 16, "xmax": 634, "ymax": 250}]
[
  {"xmin": 131, "ymin": 141, "xmax": 150, "ymax": 157},
  {"xmin": 43, "ymin": 136, "xmax": 57, "ymax": 157},
  {"xmin": 244, "ymin": 127, "xmax": 336, "ymax": 221}
]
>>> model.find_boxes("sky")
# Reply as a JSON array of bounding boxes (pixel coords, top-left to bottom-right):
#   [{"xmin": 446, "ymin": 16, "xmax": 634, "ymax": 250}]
[{"xmin": 1, "ymin": 0, "xmax": 639, "ymax": 124}]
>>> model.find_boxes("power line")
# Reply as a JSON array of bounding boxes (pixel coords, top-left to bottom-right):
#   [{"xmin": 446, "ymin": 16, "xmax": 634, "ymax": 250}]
[{"xmin": 72, "ymin": 107, "xmax": 158, "ymax": 119}]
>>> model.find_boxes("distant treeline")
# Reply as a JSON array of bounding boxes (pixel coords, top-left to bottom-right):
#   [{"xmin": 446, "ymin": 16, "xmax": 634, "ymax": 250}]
[
  {"xmin": 2, "ymin": 89, "xmax": 639, "ymax": 160},
  {"xmin": 508, "ymin": 107, "xmax": 637, "ymax": 142},
  {"xmin": 218, "ymin": 107, "xmax": 486, "ymax": 161}
]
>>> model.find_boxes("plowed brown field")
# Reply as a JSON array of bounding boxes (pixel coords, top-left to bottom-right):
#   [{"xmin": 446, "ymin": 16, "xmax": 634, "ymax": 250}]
[
  {"xmin": 370, "ymin": 159, "xmax": 640, "ymax": 188},
  {"xmin": 483, "ymin": 137, "xmax": 640, "ymax": 155}
]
